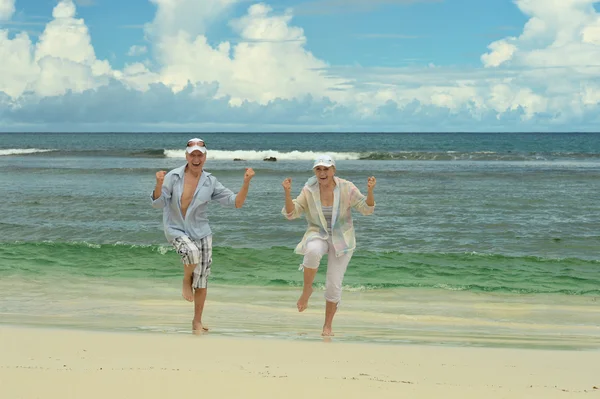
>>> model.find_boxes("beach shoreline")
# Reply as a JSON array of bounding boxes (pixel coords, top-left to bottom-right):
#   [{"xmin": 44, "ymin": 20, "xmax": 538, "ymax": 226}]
[
  {"xmin": 1, "ymin": 325, "xmax": 598, "ymax": 399},
  {"xmin": 1, "ymin": 276, "xmax": 599, "ymax": 351}
]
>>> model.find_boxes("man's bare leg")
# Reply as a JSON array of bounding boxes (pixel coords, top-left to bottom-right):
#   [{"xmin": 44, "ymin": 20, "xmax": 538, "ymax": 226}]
[
  {"xmin": 192, "ymin": 288, "xmax": 209, "ymax": 332},
  {"xmin": 297, "ymin": 267, "xmax": 317, "ymax": 312},
  {"xmin": 322, "ymin": 301, "xmax": 337, "ymax": 336},
  {"xmin": 182, "ymin": 264, "xmax": 195, "ymax": 302}
]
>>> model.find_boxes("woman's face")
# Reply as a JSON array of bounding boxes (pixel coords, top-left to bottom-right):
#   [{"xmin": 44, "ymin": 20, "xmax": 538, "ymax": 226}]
[{"xmin": 314, "ymin": 165, "xmax": 335, "ymax": 186}]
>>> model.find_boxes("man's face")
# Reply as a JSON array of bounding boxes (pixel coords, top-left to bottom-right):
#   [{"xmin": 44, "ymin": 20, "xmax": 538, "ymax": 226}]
[{"xmin": 186, "ymin": 150, "xmax": 206, "ymax": 171}]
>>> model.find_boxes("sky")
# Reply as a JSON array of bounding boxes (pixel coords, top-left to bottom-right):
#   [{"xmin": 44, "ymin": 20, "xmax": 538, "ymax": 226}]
[{"xmin": 1, "ymin": 0, "xmax": 600, "ymax": 132}]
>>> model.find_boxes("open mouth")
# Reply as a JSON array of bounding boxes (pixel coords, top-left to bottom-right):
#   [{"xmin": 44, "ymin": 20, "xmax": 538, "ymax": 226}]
[{"xmin": 192, "ymin": 162, "xmax": 201, "ymax": 167}]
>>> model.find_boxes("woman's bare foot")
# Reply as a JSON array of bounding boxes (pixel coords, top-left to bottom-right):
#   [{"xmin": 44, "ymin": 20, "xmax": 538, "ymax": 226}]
[
  {"xmin": 297, "ymin": 287, "xmax": 313, "ymax": 312},
  {"xmin": 322, "ymin": 325, "xmax": 334, "ymax": 336},
  {"xmin": 192, "ymin": 320, "xmax": 209, "ymax": 333},
  {"xmin": 182, "ymin": 278, "xmax": 194, "ymax": 302}
]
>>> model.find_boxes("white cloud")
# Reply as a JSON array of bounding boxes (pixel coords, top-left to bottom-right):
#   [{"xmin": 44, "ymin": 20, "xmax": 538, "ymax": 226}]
[
  {"xmin": 481, "ymin": 39, "xmax": 517, "ymax": 67},
  {"xmin": 0, "ymin": 30, "xmax": 37, "ymax": 97},
  {"xmin": 2, "ymin": 0, "xmax": 600, "ymax": 131},
  {"xmin": 145, "ymin": 0, "xmax": 239, "ymax": 39},
  {"xmin": 117, "ymin": 62, "xmax": 161, "ymax": 91},
  {"xmin": 0, "ymin": 0, "xmax": 115, "ymax": 97},
  {"xmin": 36, "ymin": 1, "xmax": 103, "ymax": 65},
  {"xmin": 127, "ymin": 45, "xmax": 148, "ymax": 56},
  {"xmin": 581, "ymin": 21, "xmax": 600, "ymax": 44},
  {"xmin": 482, "ymin": 0, "xmax": 600, "ymax": 68},
  {"xmin": 488, "ymin": 84, "xmax": 548, "ymax": 119},
  {"xmin": 0, "ymin": 80, "xmax": 564, "ymax": 132},
  {"xmin": 0, "ymin": 0, "xmax": 15, "ymax": 21},
  {"xmin": 152, "ymin": 3, "xmax": 349, "ymax": 105},
  {"xmin": 473, "ymin": 0, "xmax": 600, "ymax": 119}
]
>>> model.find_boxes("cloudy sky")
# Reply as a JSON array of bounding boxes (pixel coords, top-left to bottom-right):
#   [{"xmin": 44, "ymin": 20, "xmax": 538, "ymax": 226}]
[{"xmin": 1, "ymin": 0, "xmax": 600, "ymax": 132}]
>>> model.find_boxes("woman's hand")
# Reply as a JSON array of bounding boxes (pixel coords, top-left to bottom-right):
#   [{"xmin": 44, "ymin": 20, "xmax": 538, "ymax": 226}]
[
  {"xmin": 282, "ymin": 177, "xmax": 292, "ymax": 192},
  {"xmin": 367, "ymin": 176, "xmax": 376, "ymax": 191}
]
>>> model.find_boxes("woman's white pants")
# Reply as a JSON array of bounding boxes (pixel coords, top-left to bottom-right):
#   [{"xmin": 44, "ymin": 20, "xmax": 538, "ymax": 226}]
[{"xmin": 301, "ymin": 238, "xmax": 352, "ymax": 303}]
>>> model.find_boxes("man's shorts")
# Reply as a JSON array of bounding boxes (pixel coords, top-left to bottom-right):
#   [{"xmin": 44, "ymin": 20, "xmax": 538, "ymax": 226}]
[{"xmin": 171, "ymin": 235, "xmax": 213, "ymax": 289}]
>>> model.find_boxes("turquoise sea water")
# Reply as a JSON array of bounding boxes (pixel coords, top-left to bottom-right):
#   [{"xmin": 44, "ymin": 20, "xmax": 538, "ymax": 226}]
[{"xmin": 1, "ymin": 133, "xmax": 599, "ymax": 348}]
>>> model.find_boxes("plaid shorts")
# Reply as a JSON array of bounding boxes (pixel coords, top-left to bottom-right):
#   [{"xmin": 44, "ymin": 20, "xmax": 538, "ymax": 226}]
[{"xmin": 171, "ymin": 235, "xmax": 213, "ymax": 289}]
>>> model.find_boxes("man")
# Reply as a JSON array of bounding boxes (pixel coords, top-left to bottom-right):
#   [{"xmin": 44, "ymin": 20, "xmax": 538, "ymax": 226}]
[{"xmin": 151, "ymin": 138, "xmax": 255, "ymax": 332}]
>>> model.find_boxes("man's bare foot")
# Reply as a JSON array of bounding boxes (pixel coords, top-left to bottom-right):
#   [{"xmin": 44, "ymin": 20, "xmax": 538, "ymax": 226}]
[
  {"xmin": 182, "ymin": 278, "xmax": 194, "ymax": 302},
  {"xmin": 192, "ymin": 320, "xmax": 209, "ymax": 333},
  {"xmin": 322, "ymin": 326, "xmax": 334, "ymax": 336},
  {"xmin": 297, "ymin": 287, "xmax": 313, "ymax": 312}
]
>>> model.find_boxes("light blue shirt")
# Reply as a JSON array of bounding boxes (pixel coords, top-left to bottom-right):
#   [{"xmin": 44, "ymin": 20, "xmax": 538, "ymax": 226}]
[{"xmin": 151, "ymin": 165, "xmax": 237, "ymax": 242}]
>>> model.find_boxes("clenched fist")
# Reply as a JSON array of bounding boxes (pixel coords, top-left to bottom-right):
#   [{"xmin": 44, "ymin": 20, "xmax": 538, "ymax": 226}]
[
  {"xmin": 244, "ymin": 168, "xmax": 255, "ymax": 183},
  {"xmin": 367, "ymin": 176, "xmax": 376, "ymax": 191},
  {"xmin": 282, "ymin": 177, "xmax": 292, "ymax": 192},
  {"xmin": 156, "ymin": 170, "xmax": 167, "ymax": 185}
]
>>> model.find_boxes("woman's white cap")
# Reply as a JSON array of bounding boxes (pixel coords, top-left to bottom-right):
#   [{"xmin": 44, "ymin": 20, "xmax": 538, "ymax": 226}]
[{"xmin": 313, "ymin": 154, "xmax": 335, "ymax": 169}]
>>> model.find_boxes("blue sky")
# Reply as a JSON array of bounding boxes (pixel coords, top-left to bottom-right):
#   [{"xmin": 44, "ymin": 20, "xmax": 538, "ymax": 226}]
[
  {"xmin": 1, "ymin": 0, "xmax": 599, "ymax": 132},
  {"xmin": 8, "ymin": 0, "xmax": 527, "ymax": 68}
]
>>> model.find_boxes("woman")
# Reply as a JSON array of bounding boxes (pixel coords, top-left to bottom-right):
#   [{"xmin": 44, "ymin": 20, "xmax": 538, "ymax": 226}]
[{"xmin": 281, "ymin": 154, "xmax": 376, "ymax": 336}]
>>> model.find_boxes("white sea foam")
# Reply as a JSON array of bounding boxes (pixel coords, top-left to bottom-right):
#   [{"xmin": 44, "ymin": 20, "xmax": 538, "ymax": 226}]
[
  {"xmin": 163, "ymin": 149, "xmax": 361, "ymax": 160},
  {"xmin": 0, "ymin": 148, "xmax": 55, "ymax": 156}
]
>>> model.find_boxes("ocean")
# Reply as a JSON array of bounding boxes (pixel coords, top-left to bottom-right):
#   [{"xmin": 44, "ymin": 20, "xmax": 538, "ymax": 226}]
[{"xmin": 1, "ymin": 132, "xmax": 599, "ymax": 349}]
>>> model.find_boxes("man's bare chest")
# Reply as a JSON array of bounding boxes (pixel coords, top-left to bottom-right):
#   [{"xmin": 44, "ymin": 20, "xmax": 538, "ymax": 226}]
[{"xmin": 180, "ymin": 176, "xmax": 200, "ymax": 211}]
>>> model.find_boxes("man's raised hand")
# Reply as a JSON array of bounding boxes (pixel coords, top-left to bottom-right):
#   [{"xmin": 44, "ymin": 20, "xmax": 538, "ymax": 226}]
[
  {"xmin": 244, "ymin": 168, "xmax": 255, "ymax": 183},
  {"xmin": 156, "ymin": 171, "xmax": 167, "ymax": 185}
]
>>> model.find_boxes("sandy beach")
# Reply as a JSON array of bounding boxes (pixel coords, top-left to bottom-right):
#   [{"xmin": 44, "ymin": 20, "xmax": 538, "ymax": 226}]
[{"xmin": 0, "ymin": 326, "xmax": 598, "ymax": 399}]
